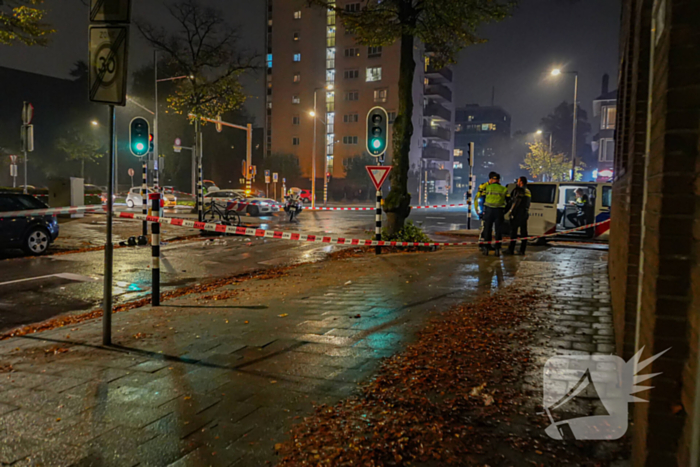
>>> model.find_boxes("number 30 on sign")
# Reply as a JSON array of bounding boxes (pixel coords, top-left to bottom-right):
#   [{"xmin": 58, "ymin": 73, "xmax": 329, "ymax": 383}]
[{"xmin": 89, "ymin": 26, "xmax": 129, "ymax": 106}]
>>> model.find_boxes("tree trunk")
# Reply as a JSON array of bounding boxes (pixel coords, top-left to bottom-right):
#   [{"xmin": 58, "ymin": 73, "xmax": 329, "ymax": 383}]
[
  {"xmin": 384, "ymin": 32, "xmax": 414, "ymax": 236},
  {"xmin": 81, "ymin": 160, "xmax": 85, "ymax": 180}
]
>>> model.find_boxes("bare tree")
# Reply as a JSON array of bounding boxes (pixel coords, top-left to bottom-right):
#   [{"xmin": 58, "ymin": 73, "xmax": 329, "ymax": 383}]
[{"xmin": 137, "ymin": 0, "xmax": 259, "ymax": 119}]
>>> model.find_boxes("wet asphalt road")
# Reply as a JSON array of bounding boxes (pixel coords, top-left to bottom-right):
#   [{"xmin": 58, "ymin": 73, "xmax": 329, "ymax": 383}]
[{"xmin": 0, "ymin": 207, "xmax": 473, "ymax": 333}]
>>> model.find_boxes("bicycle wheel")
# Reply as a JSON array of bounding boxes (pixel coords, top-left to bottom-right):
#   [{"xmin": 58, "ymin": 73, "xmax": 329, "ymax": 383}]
[{"xmin": 225, "ymin": 210, "xmax": 241, "ymax": 227}]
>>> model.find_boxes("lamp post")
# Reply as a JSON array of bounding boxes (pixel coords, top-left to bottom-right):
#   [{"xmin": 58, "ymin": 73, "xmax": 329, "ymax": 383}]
[
  {"xmin": 154, "ymin": 49, "xmax": 194, "ymax": 189},
  {"xmin": 311, "ymin": 85, "xmax": 333, "ymax": 209},
  {"xmin": 551, "ymin": 68, "xmax": 579, "ymax": 181}
]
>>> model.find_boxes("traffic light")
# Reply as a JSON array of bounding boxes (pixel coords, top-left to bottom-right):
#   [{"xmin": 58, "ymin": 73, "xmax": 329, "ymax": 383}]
[
  {"xmin": 149, "ymin": 134, "xmax": 154, "ymax": 153},
  {"xmin": 129, "ymin": 117, "xmax": 150, "ymax": 157},
  {"xmin": 366, "ymin": 107, "xmax": 388, "ymax": 157}
]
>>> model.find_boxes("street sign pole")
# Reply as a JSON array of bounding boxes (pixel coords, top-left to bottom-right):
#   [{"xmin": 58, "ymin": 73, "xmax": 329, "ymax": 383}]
[
  {"xmin": 365, "ymin": 165, "xmax": 392, "ymax": 256},
  {"xmin": 90, "ymin": 0, "xmax": 133, "ymax": 346},
  {"xmin": 103, "ymin": 105, "xmax": 116, "ymax": 346}
]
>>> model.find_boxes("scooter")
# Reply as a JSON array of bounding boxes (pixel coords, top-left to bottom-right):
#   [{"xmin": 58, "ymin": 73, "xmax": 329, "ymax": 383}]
[{"xmin": 284, "ymin": 196, "xmax": 303, "ymax": 222}]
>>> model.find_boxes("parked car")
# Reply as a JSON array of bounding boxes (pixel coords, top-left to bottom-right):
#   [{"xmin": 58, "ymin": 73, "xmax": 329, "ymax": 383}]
[
  {"xmin": 218, "ymin": 190, "xmax": 274, "ymax": 216},
  {"xmin": 287, "ymin": 188, "xmax": 313, "ymax": 204},
  {"xmin": 203, "ymin": 180, "xmax": 220, "ymax": 194},
  {"xmin": 125, "ymin": 187, "xmax": 177, "ymax": 208},
  {"xmin": 204, "ymin": 190, "xmax": 244, "ymax": 209},
  {"xmin": 0, "ymin": 192, "xmax": 59, "ymax": 255}
]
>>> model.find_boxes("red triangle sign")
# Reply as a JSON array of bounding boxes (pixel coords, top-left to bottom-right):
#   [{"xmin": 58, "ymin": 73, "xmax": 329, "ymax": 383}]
[{"xmin": 366, "ymin": 166, "xmax": 392, "ymax": 191}]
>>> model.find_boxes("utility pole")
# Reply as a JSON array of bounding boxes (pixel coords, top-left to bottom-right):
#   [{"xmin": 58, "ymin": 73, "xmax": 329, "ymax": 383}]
[{"xmin": 571, "ymin": 73, "xmax": 579, "ymax": 181}]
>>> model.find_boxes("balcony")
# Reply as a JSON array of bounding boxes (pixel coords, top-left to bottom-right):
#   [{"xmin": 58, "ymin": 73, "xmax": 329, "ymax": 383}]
[
  {"xmin": 425, "ymin": 65, "xmax": 453, "ymax": 82},
  {"xmin": 424, "ymin": 84, "xmax": 452, "ymax": 102},
  {"xmin": 423, "ymin": 145, "xmax": 451, "ymax": 161},
  {"xmin": 424, "ymin": 102, "xmax": 452, "ymax": 122},
  {"xmin": 423, "ymin": 124, "xmax": 451, "ymax": 141}
]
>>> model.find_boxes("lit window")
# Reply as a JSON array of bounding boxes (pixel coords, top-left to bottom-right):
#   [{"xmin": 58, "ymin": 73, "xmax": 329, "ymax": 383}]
[
  {"xmin": 481, "ymin": 123, "xmax": 496, "ymax": 131},
  {"xmin": 368, "ymin": 46, "xmax": 382, "ymax": 58},
  {"xmin": 454, "ymin": 149, "xmax": 463, "ymax": 157},
  {"xmin": 293, "ymin": 73, "xmax": 301, "ymax": 83},
  {"xmin": 292, "ymin": 137, "xmax": 300, "ymax": 145},
  {"xmin": 602, "ymin": 106, "xmax": 617, "ymax": 129},
  {"xmin": 266, "ymin": 54, "xmax": 273, "ymax": 68},
  {"xmin": 292, "ymin": 95, "xmax": 300, "ymax": 104},
  {"xmin": 293, "ymin": 10, "xmax": 301, "ymax": 19},
  {"xmin": 366, "ymin": 67, "xmax": 382, "ymax": 82},
  {"xmin": 454, "ymin": 162, "xmax": 463, "ymax": 169},
  {"xmin": 468, "ymin": 115, "xmax": 474, "ymax": 121},
  {"xmin": 293, "ymin": 32, "xmax": 300, "ymax": 41},
  {"xmin": 455, "ymin": 124, "xmax": 463, "ymax": 132},
  {"xmin": 374, "ymin": 89, "xmax": 387, "ymax": 103},
  {"xmin": 293, "ymin": 53, "xmax": 301, "ymax": 62}
]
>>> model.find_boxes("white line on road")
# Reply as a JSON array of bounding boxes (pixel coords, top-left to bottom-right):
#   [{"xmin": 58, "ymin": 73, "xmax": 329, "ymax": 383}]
[{"xmin": 0, "ymin": 273, "xmax": 98, "ymax": 287}]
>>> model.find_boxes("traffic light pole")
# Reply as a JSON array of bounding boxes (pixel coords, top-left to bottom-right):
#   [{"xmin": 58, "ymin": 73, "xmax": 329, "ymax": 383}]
[
  {"xmin": 103, "ymin": 105, "xmax": 116, "ymax": 346},
  {"xmin": 467, "ymin": 142, "xmax": 475, "ymax": 230},
  {"xmin": 141, "ymin": 161, "xmax": 148, "ymax": 237}
]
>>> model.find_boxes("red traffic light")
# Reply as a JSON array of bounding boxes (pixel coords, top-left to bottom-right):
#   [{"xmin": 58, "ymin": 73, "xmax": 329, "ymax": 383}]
[{"xmin": 149, "ymin": 134, "xmax": 154, "ymax": 142}]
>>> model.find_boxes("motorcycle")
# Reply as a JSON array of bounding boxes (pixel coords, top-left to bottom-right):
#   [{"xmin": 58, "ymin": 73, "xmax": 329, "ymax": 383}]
[{"xmin": 284, "ymin": 193, "xmax": 303, "ymax": 222}]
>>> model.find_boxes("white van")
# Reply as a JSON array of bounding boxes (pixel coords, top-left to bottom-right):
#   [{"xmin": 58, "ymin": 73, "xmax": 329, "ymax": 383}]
[{"xmin": 506, "ymin": 182, "xmax": 612, "ymax": 242}]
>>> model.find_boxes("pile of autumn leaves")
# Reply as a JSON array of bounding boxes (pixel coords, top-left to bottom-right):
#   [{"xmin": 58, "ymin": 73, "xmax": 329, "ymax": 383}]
[{"xmin": 278, "ymin": 289, "xmax": 541, "ymax": 466}]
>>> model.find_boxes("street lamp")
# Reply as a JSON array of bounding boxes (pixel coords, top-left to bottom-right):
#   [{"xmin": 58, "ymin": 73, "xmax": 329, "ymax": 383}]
[
  {"xmin": 91, "ymin": 120, "xmax": 99, "ymax": 127},
  {"xmin": 536, "ymin": 129, "xmax": 553, "ymax": 153},
  {"xmin": 311, "ymin": 84, "xmax": 334, "ymax": 208},
  {"xmin": 550, "ymin": 67, "xmax": 579, "ymax": 181}
]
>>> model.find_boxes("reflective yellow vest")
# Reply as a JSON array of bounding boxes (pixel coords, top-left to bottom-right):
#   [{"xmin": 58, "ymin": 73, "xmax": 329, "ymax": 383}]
[{"xmin": 482, "ymin": 183, "xmax": 508, "ymax": 208}]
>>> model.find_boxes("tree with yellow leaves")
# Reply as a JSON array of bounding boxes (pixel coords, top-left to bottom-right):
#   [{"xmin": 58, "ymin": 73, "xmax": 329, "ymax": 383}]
[{"xmin": 521, "ymin": 142, "xmax": 585, "ymax": 182}]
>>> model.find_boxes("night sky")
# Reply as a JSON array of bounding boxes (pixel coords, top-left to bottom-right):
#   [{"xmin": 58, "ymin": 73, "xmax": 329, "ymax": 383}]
[{"xmin": 0, "ymin": 0, "xmax": 620, "ymax": 136}]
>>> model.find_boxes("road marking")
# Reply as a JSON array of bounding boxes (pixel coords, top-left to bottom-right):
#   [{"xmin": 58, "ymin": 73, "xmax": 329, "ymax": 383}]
[{"xmin": 0, "ymin": 273, "xmax": 98, "ymax": 287}]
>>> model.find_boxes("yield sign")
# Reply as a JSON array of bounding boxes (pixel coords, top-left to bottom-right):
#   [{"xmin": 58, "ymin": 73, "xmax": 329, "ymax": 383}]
[{"xmin": 366, "ymin": 166, "xmax": 392, "ymax": 191}]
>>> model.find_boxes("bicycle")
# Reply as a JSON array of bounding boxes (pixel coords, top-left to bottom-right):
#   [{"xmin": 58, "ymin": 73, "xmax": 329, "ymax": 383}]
[{"xmin": 203, "ymin": 201, "xmax": 242, "ymax": 228}]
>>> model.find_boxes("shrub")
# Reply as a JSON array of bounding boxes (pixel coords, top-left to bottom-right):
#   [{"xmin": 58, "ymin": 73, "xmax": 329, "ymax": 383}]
[{"xmin": 381, "ymin": 220, "xmax": 432, "ymax": 243}]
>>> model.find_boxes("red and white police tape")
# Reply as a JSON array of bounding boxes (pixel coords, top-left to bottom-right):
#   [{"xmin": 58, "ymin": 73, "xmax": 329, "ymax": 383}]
[
  {"xmin": 115, "ymin": 211, "xmax": 611, "ymax": 247},
  {"xmin": 0, "ymin": 204, "xmax": 105, "ymax": 219},
  {"xmin": 304, "ymin": 203, "xmax": 470, "ymax": 211}
]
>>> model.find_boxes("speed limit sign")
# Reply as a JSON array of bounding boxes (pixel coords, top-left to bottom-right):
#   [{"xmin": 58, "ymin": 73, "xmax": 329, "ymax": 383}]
[{"xmin": 89, "ymin": 26, "xmax": 129, "ymax": 106}]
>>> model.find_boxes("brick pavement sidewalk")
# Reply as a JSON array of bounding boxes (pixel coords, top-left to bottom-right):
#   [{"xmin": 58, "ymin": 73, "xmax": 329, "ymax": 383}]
[{"xmin": 0, "ymin": 245, "xmax": 624, "ymax": 466}]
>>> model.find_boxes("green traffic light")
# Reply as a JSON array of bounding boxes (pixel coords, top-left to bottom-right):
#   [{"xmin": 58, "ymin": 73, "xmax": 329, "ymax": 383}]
[
  {"xmin": 136, "ymin": 143, "xmax": 145, "ymax": 151},
  {"xmin": 372, "ymin": 139, "xmax": 381, "ymax": 149}
]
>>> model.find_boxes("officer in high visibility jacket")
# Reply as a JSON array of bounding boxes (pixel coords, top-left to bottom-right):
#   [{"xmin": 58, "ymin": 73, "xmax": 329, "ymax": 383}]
[{"xmin": 476, "ymin": 172, "xmax": 508, "ymax": 255}]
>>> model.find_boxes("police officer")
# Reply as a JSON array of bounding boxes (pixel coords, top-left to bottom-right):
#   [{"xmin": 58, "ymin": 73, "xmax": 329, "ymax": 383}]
[
  {"xmin": 477, "ymin": 172, "xmax": 508, "ymax": 255},
  {"xmin": 506, "ymin": 176, "xmax": 532, "ymax": 255}
]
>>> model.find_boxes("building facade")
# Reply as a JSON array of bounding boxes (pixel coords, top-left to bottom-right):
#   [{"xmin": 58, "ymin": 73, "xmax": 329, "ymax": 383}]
[
  {"xmin": 265, "ymin": 0, "xmax": 454, "ymax": 200},
  {"xmin": 453, "ymin": 104, "xmax": 512, "ymax": 190},
  {"xmin": 591, "ymin": 74, "xmax": 617, "ymax": 182},
  {"xmin": 611, "ymin": 0, "xmax": 700, "ymax": 465}
]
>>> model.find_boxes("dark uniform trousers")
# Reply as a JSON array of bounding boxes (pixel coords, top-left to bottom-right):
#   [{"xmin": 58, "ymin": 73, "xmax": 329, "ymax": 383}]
[
  {"xmin": 508, "ymin": 213, "xmax": 529, "ymax": 254},
  {"xmin": 482, "ymin": 207, "xmax": 505, "ymax": 250}
]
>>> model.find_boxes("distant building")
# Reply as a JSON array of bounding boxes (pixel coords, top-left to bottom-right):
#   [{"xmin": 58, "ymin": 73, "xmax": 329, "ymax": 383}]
[
  {"xmin": 453, "ymin": 104, "xmax": 512, "ymax": 190},
  {"xmin": 264, "ymin": 0, "xmax": 455, "ymax": 200},
  {"xmin": 591, "ymin": 74, "xmax": 617, "ymax": 182}
]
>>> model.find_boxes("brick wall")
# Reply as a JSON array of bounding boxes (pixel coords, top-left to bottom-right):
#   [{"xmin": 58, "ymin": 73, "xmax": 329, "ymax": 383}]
[{"xmin": 614, "ymin": 0, "xmax": 700, "ymax": 465}]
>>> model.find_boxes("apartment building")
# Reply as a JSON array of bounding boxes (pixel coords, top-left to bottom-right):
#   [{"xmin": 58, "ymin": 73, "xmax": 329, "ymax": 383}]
[{"xmin": 265, "ymin": 0, "xmax": 455, "ymax": 197}]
